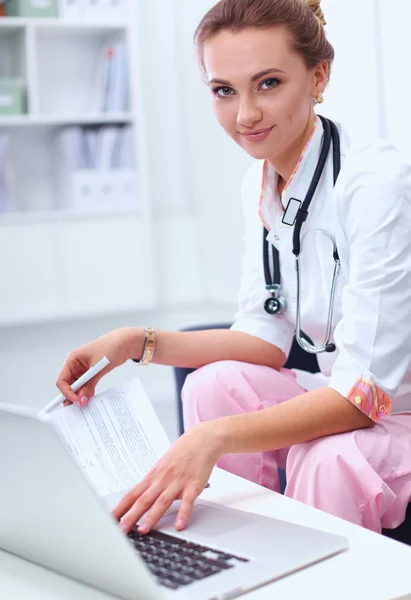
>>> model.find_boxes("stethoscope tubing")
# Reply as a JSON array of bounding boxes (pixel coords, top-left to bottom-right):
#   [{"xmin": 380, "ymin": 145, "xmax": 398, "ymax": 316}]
[{"xmin": 263, "ymin": 116, "xmax": 341, "ymax": 355}]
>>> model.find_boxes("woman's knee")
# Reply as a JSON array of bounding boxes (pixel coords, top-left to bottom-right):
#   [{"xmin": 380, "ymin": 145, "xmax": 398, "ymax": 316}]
[
  {"xmin": 286, "ymin": 433, "xmax": 352, "ymax": 485},
  {"xmin": 286, "ymin": 431, "xmax": 377, "ymax": 503},
  {"xmin": 182, "ymin": 360, "xmax": 263, "ymax": 427},
  {"xmin": 285, "ymin": 431, "xmax": 396, "ymax": 531}
]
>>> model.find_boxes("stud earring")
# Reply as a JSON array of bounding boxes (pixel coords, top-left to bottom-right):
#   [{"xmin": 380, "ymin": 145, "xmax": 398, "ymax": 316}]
[{"xmin": 316, "ymin": 92, "xmax": 324, "ymax": 104}]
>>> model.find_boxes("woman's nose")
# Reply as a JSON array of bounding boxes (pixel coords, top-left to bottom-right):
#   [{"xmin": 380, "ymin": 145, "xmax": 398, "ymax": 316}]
[{"xmin": 236, "ymin": 98, "xmax": 263, "ymax": 128}]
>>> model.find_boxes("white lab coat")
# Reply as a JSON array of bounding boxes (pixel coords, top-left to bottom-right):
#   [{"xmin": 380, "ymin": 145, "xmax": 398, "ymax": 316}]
[{"xmin": 231, "ymin": 117, "xmax": 411, "ymax": 419}]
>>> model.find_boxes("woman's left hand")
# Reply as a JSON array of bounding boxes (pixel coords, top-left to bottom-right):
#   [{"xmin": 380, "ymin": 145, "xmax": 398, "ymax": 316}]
[{"xmin": 111, "ymin": 422, "xmax": 224, "ymax": 534}]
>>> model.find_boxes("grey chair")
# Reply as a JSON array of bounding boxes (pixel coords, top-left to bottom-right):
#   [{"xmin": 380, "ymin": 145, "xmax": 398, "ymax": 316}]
[{"xmin": 173, "ymin": 323, "xmax": 411, "ymax": 545}]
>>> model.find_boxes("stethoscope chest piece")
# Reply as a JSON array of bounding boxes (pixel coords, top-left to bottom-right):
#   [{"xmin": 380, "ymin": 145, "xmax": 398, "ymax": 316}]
[{"xmin": 264, "ymin": 297, "xmax": 286, "ymax": 315}]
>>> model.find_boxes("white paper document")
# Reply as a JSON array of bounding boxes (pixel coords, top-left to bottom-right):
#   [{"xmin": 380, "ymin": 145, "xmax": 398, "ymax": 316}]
[{"xmin": 46, "ymin": 378, "xmax": 170, "ymax": 497}]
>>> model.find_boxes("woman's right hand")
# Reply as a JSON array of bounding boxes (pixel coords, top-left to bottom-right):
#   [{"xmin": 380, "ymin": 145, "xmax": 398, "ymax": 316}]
[{"xmin": 56, "ymin": 327, "xmax": 142, "ymax": 408}]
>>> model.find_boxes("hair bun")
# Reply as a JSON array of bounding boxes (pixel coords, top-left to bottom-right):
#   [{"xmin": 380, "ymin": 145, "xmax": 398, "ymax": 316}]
[{"xmin": 304, "ymin": 0, "xmax": 327, "ymax": 26}]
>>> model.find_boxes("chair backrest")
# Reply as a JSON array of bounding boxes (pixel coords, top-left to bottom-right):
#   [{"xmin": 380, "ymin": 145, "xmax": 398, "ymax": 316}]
[{"xmin": 284, "ymin": 336, "xmax": 319, "ymax": 374}]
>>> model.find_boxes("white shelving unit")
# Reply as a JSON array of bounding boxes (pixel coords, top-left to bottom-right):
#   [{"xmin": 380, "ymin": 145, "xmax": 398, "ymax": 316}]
[
  {"xmin": 0, "ymin": 112, "xmax": 132, "ymax": 126},
  {"xmin": 0, "ymin": 11, "xmax": 157, "ymax": 326}
]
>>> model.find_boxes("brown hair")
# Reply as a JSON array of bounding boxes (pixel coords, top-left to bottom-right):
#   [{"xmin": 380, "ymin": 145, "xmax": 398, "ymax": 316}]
[{"xmin": 194, "ymin": 0, "xmax": 335, "ymax": 78}]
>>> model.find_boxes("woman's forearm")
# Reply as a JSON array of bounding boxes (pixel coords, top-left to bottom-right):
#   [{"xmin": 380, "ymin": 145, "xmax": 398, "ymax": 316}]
[
  {"xmin": 209, "ymin": 387, "xmax": 375, "ymax": 456},
  {"xmin": 126, "ymin": 327, "xmax": 286, "ymax": 371}
]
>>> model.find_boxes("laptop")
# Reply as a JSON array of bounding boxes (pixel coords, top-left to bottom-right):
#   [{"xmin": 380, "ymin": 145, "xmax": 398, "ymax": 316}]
[{"xmin": 0, "ymin": 404, "xmax": 348, "ymax": 600}]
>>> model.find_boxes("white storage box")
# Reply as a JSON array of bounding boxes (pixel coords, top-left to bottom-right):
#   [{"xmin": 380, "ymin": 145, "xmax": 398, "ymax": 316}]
[{"xmin": 69, "ymin": 169, "xmax": 138, "ymax": 212}]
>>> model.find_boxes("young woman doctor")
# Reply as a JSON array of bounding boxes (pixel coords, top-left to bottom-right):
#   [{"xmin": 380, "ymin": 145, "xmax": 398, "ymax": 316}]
[{"xmin": 57, "ymin": 0, "xmax": 411, "ymax": 535}]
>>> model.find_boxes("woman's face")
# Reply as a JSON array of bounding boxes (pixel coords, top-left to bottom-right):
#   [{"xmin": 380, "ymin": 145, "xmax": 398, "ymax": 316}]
[{"xmin": 203, "ymin": 26, "xmax": 326, "ymax": 162}]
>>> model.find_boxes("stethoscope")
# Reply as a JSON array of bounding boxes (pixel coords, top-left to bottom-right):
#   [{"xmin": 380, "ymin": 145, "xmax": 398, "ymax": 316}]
[{"xmin": 263, "ymin": 116, "xmax": 341, "ymax": 355}]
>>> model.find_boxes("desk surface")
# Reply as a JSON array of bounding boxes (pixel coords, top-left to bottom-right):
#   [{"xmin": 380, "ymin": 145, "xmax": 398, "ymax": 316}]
[{"xmin": 1, "ymin": 468, "xmax": 411, "ymax": 600}]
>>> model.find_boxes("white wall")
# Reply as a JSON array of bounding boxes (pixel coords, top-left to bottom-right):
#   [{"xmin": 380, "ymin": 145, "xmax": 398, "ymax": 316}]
[
  {"xmin": 172, "ymin": 0, "xmax": 253, "ymax": 304},
  {"xmin": 320, "ymin": 0, "xmax": 382, "ymax": 140},
  {"xmin": 377, "ymin": 0, "xmax": 411, "ymax": 159},
  {"xmin": 2, "ymin": 0, "xmax": 410, "ymax": 441}
]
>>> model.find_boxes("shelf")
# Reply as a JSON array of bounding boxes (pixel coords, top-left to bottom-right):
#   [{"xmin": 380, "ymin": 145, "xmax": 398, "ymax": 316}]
[
  {"xmin": 0, "ymin": 20, "xmax": 24, "ymax": 33},
  {"xmin": 0, "ymin": 299, "xmax": 157, "ymax": 329},
  {"xmin": 0, "ymin": 112, "xmax": 134, "ymax": 127},
  {"xmin": 0, "ymin": 208, "xmax": 141, "ymax": 225},
  {"xmin": 0, "ymin": 17, "xmax": 127, "ymax": 31}
]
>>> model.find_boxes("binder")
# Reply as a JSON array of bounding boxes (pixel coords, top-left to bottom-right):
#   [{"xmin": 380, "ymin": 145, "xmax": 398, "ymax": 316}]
[
  {"xmin": 0, "ymin": 136, "xmax": 11, "ymax": 213},
  {"xmin": 56, "ymin": 126, "xmax": 138, "ymax": 211},
  {"xmin": 105, "ymin": 42, "xmax": 129, "ymax": 112}
]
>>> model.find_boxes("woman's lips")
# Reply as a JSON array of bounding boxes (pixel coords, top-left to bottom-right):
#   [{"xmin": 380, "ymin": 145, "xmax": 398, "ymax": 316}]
[{"xmin": 240, "ymin": 126, "xmax": 274, "ymax": 142}]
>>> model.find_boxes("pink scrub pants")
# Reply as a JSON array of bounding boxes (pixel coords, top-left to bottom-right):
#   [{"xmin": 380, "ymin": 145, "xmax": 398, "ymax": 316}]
[{"xmin": 182, "ymin": 361, "xmax": 411, "ymax": 533}]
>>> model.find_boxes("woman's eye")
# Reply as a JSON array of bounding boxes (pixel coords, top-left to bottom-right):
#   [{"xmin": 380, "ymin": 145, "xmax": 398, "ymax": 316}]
[
  {"xmin": 214, "ymin": 86, "xmax": 235, "ymax": 98},
  {"xmin": 260, "ymin": 78, "xmax": 279, "ymax": 90}
]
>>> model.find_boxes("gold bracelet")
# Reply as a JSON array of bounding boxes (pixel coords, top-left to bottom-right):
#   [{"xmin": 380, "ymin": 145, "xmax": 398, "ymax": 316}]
[{"xmin": 135, "ymin": 327, "xmax": 156, "ymax": 366}]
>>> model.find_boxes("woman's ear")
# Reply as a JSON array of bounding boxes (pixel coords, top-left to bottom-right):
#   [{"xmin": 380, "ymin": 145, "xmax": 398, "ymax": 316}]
[{"xmin": 312, "ymin": 60, "xmax": 328, "ymax": 97}]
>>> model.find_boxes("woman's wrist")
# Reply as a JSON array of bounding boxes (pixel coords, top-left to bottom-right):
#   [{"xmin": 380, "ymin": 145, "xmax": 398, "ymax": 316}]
[
  {"xmin": 196, "ymin": 419, "xmax": 232, "ymax": 459},
  {"xmin": 122, "ymin": 327, "xmax": 146, "ymax": 362}
]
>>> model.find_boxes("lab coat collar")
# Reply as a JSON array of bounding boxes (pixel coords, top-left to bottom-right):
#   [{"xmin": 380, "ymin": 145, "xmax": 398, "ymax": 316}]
[{"xmin": 259, "ymin": 115, "xmax": 324, "ymax": 230}]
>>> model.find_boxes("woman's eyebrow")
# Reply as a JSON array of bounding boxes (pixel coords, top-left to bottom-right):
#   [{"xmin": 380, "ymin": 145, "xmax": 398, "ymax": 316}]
[{"xmin": 208, "ymin": 68, "xmax": 286, "ymax": 86}]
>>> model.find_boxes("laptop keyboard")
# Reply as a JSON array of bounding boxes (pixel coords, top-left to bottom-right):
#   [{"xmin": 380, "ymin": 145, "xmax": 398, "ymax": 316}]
[{"xmin": 128, "ymin": 529, "xmax": 249, "ymax": 590}]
